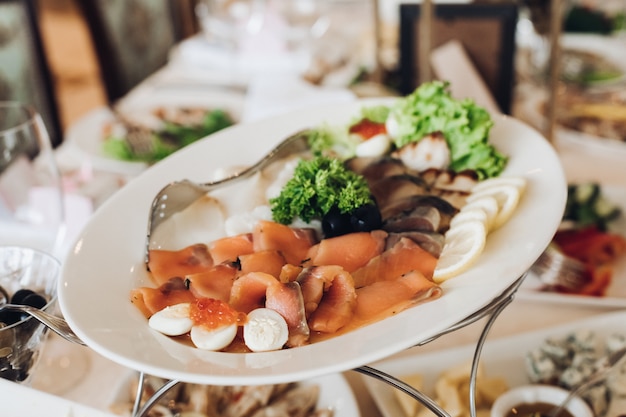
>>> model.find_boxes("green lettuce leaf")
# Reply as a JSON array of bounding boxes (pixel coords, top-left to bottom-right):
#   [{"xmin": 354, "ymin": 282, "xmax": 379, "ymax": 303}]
[{"xmin": 389, "ymin": 81, "xmax": 507, "ymax": 179}]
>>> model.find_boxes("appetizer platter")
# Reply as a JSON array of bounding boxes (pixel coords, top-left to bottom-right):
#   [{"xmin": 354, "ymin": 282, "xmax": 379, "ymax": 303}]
[
  {"xmin": 363, "ymin": 310, "xmax": 626, "ymax": 417},
  {"xmin": 65, "ymin": 94, "xmax": 241, "ymax": 174},
  {"xmin": 109, "ymin": 370, "xmax": 359, "ymax": 417},
  {"xmin": 58, "ymin": 83, "xmax": 566, "ymax": 385}
]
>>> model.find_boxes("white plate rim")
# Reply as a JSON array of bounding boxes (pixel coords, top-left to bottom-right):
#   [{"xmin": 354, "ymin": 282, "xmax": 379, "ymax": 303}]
[
  {"xmin": 58, "ymin": 98, "xmax": 567, "ymax": 385},
  {"xmin": 0, "ymin": 378, "xmax": 117, "ymax": 417}
]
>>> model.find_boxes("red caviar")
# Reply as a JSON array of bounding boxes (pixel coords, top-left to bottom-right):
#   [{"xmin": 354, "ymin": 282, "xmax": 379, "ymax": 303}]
[
  {"xmin": 190, "ymin": 298, "xmax": 247, "ymax": 329},
  {"xmin": 349, "ymin": 118, "xmax": 387, "ymax": 139}
]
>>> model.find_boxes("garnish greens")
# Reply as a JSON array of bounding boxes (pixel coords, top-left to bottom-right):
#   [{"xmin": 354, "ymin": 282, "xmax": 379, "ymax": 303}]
[
  {"xmin": 270, "ymin": 156, "xmax": 373, "ymax": 224},
  {"xmin": 306, "ymin": 105, "xmax": 390, "ymax": 159},
  {"xmin": 564, "ymin": 183, "xmax": 621, "ymax": 231},
  {"xmin": 388, "ymin": 81, "xmax": 507, "ymax": 179},
  {"xmin": 306, "ymin": 124, "xmax": 360, "ymax": 159}
]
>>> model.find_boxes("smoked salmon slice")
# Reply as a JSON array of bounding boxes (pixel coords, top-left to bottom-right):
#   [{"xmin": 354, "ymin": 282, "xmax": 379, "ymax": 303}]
[
  {"xmin": 252, "ymin": 220, "xmax": 317, "ymax": 265},
  {"xmin": 354, "ymin": 270, "xmax": 441, "ymax": 322},
  {"xmin": 229, "ymin": 272, "xmax": 279, "ymax": 313},
  {"xmin": 307, "ymin": 269, "xmax": 356, "ymax": 333},
  {"xmin": 305, "ymin": 230, "xmax": 387, "ymax": 273},
  {"xmin": 209, "ymin": 233, "xmax": 254, "ymax": 264},
  {"xmin": 130, "ymin": 277, "xmax": 197, "ymax": 318},
  {"xmin": 266, "ymin": 281, "xmax": 310, "ymax": 347},
  {"xmin": 186, "ymin": 263, "xmax": 238, "ymax": 302},
  {"xmin": 238, "ymin": 250, "xmax": 286, "ymax": 278},
  {"xmin": 147, "ymin": 244, "xmax": 213, "ymax": 286},
  {"xmin": 352, "ymin": 237, "xmax": 437, "ymax": 288},
  {"xmin": 296, "ymin": 265, "xmax": 346, "ymax": 316}
]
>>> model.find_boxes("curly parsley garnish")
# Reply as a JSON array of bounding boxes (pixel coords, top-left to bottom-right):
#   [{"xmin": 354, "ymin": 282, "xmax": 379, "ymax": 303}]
[{"xmin": 270, "ymin": 156, "xmax": 373, "ymax": 224}]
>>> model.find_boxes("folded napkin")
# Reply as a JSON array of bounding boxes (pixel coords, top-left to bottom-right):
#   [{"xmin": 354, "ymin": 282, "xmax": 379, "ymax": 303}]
[
  {"xmin": 430, "ymin": 39, "xmax": 501, "ymax": 115},
  {"xmin": 241, "ymin": 72, "xmax": 356, "ymax": 123}
]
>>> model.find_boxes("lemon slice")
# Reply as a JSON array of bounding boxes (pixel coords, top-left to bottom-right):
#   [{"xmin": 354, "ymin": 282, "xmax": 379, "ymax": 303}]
[
  {"xmin": 461, "ymin": 196, "xmax": 499, "ymax": 232},
  {"xmin": 450, "ymin": 206, "xmax": 488, "ymax": 229},
  {"xmin": 467, "ymin": 183, "xmax": 523, "ymax": 230},
  {"xmin": 472, "ymin": 176, "xmax": 527, "ymax": 193},
  {"xmin": 434, "ymin": 220, "xmax": 487, "ymax": 282}
]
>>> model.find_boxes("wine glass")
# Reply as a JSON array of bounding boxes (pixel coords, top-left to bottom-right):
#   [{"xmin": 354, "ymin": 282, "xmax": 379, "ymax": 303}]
[
  {"xmin": 0, "ymin": 102, "xmax": 89, "ymax": 393},
  {"xmin": 0, "ymin": 102, "xmax": 65, "ymax": 257},
  {"xmin": 195, "ymin": 0, "xmax": 267, "ymax": 52}
]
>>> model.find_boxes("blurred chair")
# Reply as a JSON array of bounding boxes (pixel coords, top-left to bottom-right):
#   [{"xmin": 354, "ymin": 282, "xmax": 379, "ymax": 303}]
[
  {"xmin": 398, "ymin": 3, "xmax": 519, "ymax": 114},
  {"xmin": 0, "ymin": 0, "xmax": 63, "ymax": 147},
  {"xmin": 77, "ymin": 0, "xmax": 199, "ymax": 104}
]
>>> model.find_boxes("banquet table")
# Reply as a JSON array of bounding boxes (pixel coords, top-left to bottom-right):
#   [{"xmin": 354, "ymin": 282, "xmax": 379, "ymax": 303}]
[{"xmin": 30, "ymin": 32, "xmax": 626, "ymax": 417}]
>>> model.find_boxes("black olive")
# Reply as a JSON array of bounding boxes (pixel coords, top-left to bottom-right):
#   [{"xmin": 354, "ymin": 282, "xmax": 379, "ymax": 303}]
[
  {"xmin": 10, "ymin": 289, "xmax": 35, "ymax": 305},
  {"xmin": 322, "ymin": 206, "xmax": 353, "ymax": 238},
  {"xmin": 350, "ymin": 203, "xmax": 382, "ymax": 232},
  {"xmin": 21, "ymin": 293, "xmax": 48, "ymax": 309},
  {"xmin": 0, "ymin": 310, "xmax": 22, "ymax": 326}
]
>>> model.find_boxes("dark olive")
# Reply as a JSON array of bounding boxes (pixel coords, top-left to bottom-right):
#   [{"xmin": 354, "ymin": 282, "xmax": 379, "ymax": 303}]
[
  {"xmin": 21, "ymin": 293, "xmax": 47, "ymax": 309},
  {"xmin": 350, "ymin": 203, "xmax": 382, "ymax": 232},
  {"xmin": 10, "ymin": 289, "xmax": 35, "ymax": 305},
  {"xmin": 322, "ymin": 207, "xmax": 353, "ymax": 238},
  {"xmin": 0, "ymin": 311, "xmax": 22, "ymax": 326}
]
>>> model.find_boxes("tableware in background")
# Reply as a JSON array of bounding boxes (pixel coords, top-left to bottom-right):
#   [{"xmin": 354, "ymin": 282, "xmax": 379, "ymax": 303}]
[
  {"xmin": 490, "ymin": 384, "xmax": 593, "ymax": 417},
  {"xmin": 63, "ymin": 94, "xmax": 244, "ymax": 176},
  {"xmin": 0, "ymin": 246, "xmax": 59, "ymax": 384},
  {"xmin": 363, "ymin": 310, "xmax": 626, "ymax": 417},
  {"xmin": 0, "ymin": 102, "xmax": 65, "ymax": 256},
  {"xmin": 109, "ymin": 370, "xmax": 360, "ymax": 417},
  {"xmin": 268, "ymin": 0, "xmax": 328, "ymax": 60},
  {"xmin": 195, "ymin": 0, "xmax": 266, "ymax": 56}
]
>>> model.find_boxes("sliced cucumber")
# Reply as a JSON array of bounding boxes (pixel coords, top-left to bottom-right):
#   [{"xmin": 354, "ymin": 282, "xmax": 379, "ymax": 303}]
[
  {"xmin": 594, "ymin": 196, "xmax": 621, "ymax": 221},
  {"xmin": 574, "ymin": 182, "xmax": 600, "ymax": 205},
  {"xmin": 563, "ymin": 183, "xmax": 622, "ymax": 231}
]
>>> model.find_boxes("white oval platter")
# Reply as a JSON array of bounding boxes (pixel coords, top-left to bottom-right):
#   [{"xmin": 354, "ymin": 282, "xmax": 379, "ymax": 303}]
[{"xmin": 58, "ymin": 98, "xmax": 567, "ymax": 385}]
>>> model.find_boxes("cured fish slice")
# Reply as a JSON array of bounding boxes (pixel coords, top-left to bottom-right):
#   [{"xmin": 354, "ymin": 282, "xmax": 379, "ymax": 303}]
[
  {"xmin": 147, "ymin": 244, "xmax": 213, "ymax": 286},
  {"xmin": 209, "ymin": 233, "xmax": 254, "ymax": 264},
  {"xmin": 352, "ymin": 237, "xmax": 437, "ymax": 288},
  {"xmin": 229, "ymin": 272, "xmax": 279, "ymax": 313},
  {"xmin": 369, "ymin": 174, "xmax": 429, "ymax": 210},
  {"xmin": 130, "ymin": 277, "xmax": 196, "ymax": 318},
  {"xmin": 296, "ymin": 265, "xmax": 346, "ymax": 316},
  {"xmin": 239, "ymin": 250, "xmax": 287, "ymax": 278},
  {"xmin": 186, "ymin": 263, "xmax": 239, "ymax": 302},
  {"xmin": 249, "ymin": 384, "xmax": 320, "ymax": 417},
  {"xmin": 354, "ymin": 270, "xmax": 442, "ymax": 321},
  {"xmin": 278, "ymin": 264, "xmax": 303, "ymax": 283},
  {"xmin": 266, "ymin": 281, "xmax": 310, "ymax": 347},
  {"xmin": 307, "ymin": 269, "xmax": 356, "ymax": 333},
  {"xmin": 253, "ymin": 220, "xmax": 317, "ymax": 265},
  {"xmin": 222, "ymin": 385, "xmax": 276, "ymax": 417},
  {"xmin": 305, "ymin": 230, "xmax": 387, "ymax": 273}
]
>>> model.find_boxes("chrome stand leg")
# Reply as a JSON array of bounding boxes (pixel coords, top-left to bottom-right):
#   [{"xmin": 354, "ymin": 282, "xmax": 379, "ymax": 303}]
[
  {"xmin": 132, "ymin": 373, "xmax": 181, "ymax": 417},
  {"xmin": 354, "ymin": 366, "xmax": 453, "ymax": 417},
  {"xmin": 355, "ymin": 274, "xmax": 526, "ymax": 417}
]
